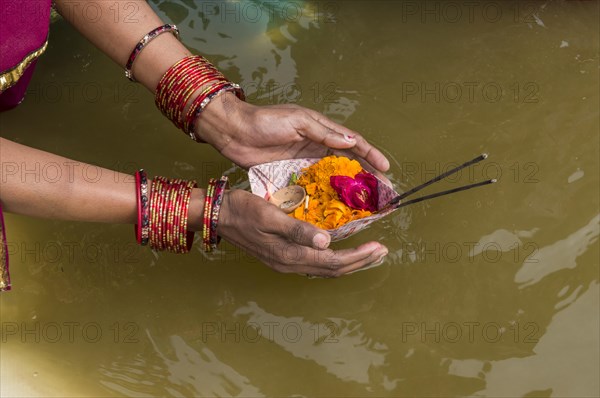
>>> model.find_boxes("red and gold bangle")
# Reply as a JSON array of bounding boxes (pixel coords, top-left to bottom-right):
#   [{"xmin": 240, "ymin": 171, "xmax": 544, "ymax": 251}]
[
  {"xmin": 149, "ymin": 177, "xmax": 159, "ymax": 248},
  {"xmin": 165, "ymin": 180, "xmax": 180, "ymax": 252},
  {"xmin": 155, "ymin": 56, "xmax": 198, "ymax": 109},
  {"xmin": 179, "ymin": 180, "xmax": 197, "ymax": 252},
  {"xmin": 157, "ymin": 64, "xmax": 226, "ymax": 134},
  {"xmin": 148, "ymin": 176, "xmax": 197, "ymax": 253},
  {"xmin": 174, "ymin": 69, "xmax": 228, "ymax": 132},
  {"xmin": 208, "ymin": 176, "xmax": 228, "ymax": 251},
  {"xmin": 165, "ymin": 178, "xmax": 184, "ymax": 252},
  {"xmin": 151, "ymin": 177, "xmax": 167, "ymax": 251},
  {"xmin": 156, "ymin": 56, "xmax": 209, "ymax": 113},
  {"xmin": 125, "ymin": 24, "xmax": 180, "ymax": 82},
  {"xmin": 172, "ymin": 179, "xmax": 195, "ymax": 253},
  {"xmin": 202, "ymin": 179, "xmax": 217, "ymax": 252},
  {"xmin": 162, "ymin": 64, "xmax": 214, "ymax": 128},
  {"xmin": 169, "ymin": 68, "xmax": 215, "ymax": 128}
]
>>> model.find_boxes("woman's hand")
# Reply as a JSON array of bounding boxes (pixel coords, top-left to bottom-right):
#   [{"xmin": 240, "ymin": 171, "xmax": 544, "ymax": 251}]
[
  {"xmin": 218, "ymin": 190, "xmax": 388, "ymax": 277},
  {"xmin": 196, "ymin": 93, "xmax": 390, "ymax": 172}
]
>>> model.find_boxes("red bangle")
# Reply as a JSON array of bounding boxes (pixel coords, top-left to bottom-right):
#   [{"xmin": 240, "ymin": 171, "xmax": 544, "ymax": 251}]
[
  {"xmin": 202, "ymin": 179, "xmax": 217, "ymax": 252},
  {"xmin": 134, "ymin": 171, "xmax": 142, "ymax": 244}
]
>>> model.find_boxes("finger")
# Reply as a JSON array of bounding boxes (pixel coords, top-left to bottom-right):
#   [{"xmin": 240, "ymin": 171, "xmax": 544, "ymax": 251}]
[
  {"xmin": 304, "ymin": 111, "xmax": 390, "ymax": 172},
  {"xmin": 337, "ymin": 251, "xmax": 387, "ymax": 275},
  {"xmin": 306, "ymin": 241, "xmax": 385, "ymax": 269},
  {"xmin": 291, "ymin": 111, "xmax": 357, "ymax": 150},
  {"xmin": 348, "ymin": 134, "xmax": 390, "ymax": 172},
  {"xmin": 302, "ymin": 243, "xmax": 388, "ymax": 277},
  {"xmin": 265, "ymin": 207, "xmax": 331, "ymax": 250}
]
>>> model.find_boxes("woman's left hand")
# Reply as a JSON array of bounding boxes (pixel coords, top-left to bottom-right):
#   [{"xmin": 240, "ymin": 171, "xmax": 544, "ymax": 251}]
[{"xmin": 195, "ymin": 93, "xmax": 390, "ymax": 173}]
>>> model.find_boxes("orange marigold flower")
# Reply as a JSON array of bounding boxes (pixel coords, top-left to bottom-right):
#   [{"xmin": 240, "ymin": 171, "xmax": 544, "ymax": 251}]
[{"xmin": 290, "ymin": 156, "xmax": 373, "ymax": 229}]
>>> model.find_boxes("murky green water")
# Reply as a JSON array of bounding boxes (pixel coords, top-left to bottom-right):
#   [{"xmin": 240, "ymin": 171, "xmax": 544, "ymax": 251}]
[{"xmin": 1, "ymin": 1, "xmax": 599, "ymax": 396}]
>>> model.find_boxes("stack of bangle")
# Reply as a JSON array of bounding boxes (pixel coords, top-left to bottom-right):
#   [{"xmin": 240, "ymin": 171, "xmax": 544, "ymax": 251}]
[
  {"xmin": 202, "ymin": 176, "xmax": 228, "ymax": 252},
  {"xmin": 155, "ymin": 55, "xmax": 245, "ymax": 141},
  {"xmin": 143, "ymin": 175, "xmax": 197, "ymax": 253},
  {"xmin": 134, "ymin": 170, "xmax": 227, "ymax": 253},
  {"xmin": 126, "ymin": 26, "xmax": 245, "ymax": 141}
]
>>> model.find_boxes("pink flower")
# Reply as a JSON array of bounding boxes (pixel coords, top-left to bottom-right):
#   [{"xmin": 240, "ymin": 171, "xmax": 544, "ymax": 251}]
[{"xmin": 330, "ymin": 172, "xmax": 379, "ymax": 212}]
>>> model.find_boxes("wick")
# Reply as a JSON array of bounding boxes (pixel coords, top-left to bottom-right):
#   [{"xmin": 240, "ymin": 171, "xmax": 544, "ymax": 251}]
[{"xmin": 304, "ymin": 195, "xmax": 309, "ymax": 220}]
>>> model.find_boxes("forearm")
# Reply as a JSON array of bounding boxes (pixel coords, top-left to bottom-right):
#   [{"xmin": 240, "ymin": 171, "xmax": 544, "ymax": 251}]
[
  {"xmin": 54, "ymin": 0, "xmax": 244, "ymax": 144},
  {"xmin": 54, "ymin": 0, "xmax": 190, "ymax": 92},
  {"xmin": 0, "ymin": 138, "xmax": 204, "ymax": 230}
]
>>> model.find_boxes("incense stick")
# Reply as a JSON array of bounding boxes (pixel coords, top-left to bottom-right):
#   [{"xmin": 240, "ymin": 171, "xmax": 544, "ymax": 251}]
[
  {"xmin": 394, "ymin": 179, "xmax": 496, "ymax": 209},
  {"xmin": 390, "ymin": 153, "xmax": 488, "ymax": 206}
]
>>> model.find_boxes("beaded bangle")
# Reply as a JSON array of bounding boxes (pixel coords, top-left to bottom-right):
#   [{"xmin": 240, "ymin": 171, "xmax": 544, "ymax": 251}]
[
  {"xmin": 208, "ymin": 176, "xmax": 228, "ymax": 251},
  {"xmin": 139, "ymin": 171, "xmax": 150, "ymax": 246},
  {"xmin": 134, "ymin": 170, "xmax": 150, "ymax": 246},
  {"xmin": 125, "ymin": 24, "xmax": 180, "ymax": 82}
]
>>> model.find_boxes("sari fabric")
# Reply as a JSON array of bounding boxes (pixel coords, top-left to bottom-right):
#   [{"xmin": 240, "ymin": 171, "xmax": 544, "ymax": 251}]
[
  {"xmin": 0, "ymin": 0, "xmax": 52, "ymax": 111},
  {"xmin": 1, "ymin": 0, "xmax": 52, "ymax": 290}
]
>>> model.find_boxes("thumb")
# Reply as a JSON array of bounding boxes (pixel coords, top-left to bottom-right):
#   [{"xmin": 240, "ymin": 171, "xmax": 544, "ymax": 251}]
[{"xmin": 271, "ymin": 209, "xmax": 331, "ymax": 250}]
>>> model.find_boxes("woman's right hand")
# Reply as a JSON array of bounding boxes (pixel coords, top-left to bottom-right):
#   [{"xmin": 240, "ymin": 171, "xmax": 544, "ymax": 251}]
[{"xmin": 217, "ymin": 190, "xmax": 388, "ymax": 277}]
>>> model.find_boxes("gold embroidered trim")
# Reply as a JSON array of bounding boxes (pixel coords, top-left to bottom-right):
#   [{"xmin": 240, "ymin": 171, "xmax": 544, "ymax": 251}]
[
  {"xmin": 0, "ymin": 216, "xmax": 9, "ymax": 292},
  {"xmin": 0, "ymin": 38, "xmax": 49, "ymax": 93}
]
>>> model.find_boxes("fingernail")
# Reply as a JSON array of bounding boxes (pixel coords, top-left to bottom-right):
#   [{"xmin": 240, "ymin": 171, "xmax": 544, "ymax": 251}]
[
  {"xmin": 381, "ymin": 158, "xmax": 390, "ymax": 171},
  {"xmin": 313, "ymin": 233, "xmax": 330, "ymax": 250},
  {"xmin": 371, "ymin": 250, "xmax": 388, "ymax": 266},
  {"xmin": 344, "ymin": 134, "xmax": 356, "ymax": 142},
  {"xmin": 372, "ymin": 248, "xmax": 388, "ymax": 262}
]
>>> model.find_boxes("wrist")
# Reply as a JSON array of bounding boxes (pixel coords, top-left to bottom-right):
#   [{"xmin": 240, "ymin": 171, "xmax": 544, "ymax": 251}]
[
  {"xmin": 187, "ymin": 187, "xmax": 231, "ymax": 234},
  {"xmin": 187, "ymin": 187, "xmax": 206, "ymax": 232},
  {"xmin": 215, "ymin": 189, "xmax": 234, "ymax": 235},
  {"xmin": 194, "ymin": 92, "xmax": 255, "ymax": 151}
]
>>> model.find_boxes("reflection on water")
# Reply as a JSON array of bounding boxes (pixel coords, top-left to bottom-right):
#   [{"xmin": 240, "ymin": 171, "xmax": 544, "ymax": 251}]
[
  {"xmin": 233, "ymin": 301, "xmax": 388, "ymax": 384},
  {"xmin": 515, "ymin": 214, "xmax": 599, "ymax": 288},
  {"xmin": 1, "ymin": 1, "xmax": 599, "ymax": 397},
  {"xmin": 99, "ymin": 333, "xmax": 265, "ymax": 397},
  {"xmin": 463, "ymin": 283, "xmax": 599, "ymax": 397}
]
